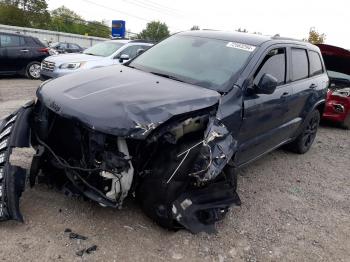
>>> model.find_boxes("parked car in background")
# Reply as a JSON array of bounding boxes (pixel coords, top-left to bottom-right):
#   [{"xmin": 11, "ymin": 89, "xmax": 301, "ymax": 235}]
[
  {"xmin": 317, "ymin": 44, "xmax": 350, "ymax": 129},
  {"xmin": 48, "ymin": 42, "xmax": 84, "ymax": 55},
  {"xmin": 41, "ymin": 39, "xmax": 153, "ymax": 80},
  {"xmin": 0, "ymin": 32, "xmax": 49, "ymax": 79},
  {"xmin": 1, "ymin": 31, "xmax": 328, "ymax": 233}
]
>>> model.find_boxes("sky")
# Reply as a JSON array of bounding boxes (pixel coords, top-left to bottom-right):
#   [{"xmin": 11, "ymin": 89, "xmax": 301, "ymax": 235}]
[{"xmin": 47, "ymin": 0, "xmax": 350, "ymax": 48}]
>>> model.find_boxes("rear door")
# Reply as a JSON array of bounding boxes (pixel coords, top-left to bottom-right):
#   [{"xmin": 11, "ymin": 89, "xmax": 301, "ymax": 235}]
[
  {"xmin": 287, "ymin": 47, "xmax": 326, "ymax": 130},
  {"xmin": 0, "ymin": 34, "xmax": 28, "ymax": 72},
  {"xmin": 236, "ymin": 46, "xmax": 294, "ymax": 165}
]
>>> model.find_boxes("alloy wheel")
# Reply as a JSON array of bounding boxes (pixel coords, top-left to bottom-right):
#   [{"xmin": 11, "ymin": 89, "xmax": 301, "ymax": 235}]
[
  {"xmin": 29, "ymin": 63, "xmax": 41, "ymax": 79},
  {"xmin": 302, "ymin": 114, "xmax": 319, "ymax": 148}
]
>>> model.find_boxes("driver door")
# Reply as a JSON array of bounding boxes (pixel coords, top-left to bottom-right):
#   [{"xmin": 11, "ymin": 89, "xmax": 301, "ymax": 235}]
[{"xmin": 236, "ymin": 47, "xmax": 294, "ymax": 166}]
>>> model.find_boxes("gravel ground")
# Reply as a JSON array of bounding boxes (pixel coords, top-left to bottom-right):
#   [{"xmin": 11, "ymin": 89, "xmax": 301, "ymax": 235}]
[{"xmin": 0, "ymin": 77, "xmax": 349, "ymax": 262}]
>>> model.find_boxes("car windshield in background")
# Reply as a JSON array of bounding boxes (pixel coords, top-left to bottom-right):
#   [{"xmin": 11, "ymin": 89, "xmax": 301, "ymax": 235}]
[
  {"xmin": 130, "ymin": 35, "xmax": 255, "ymax": 91},
  {"xmin": 50, "ymin": 42, "xmax": 60, "ymax": 48},
  {"xmin": 83, "ymin": 41, "xmax": 124, "ymax": 57}
]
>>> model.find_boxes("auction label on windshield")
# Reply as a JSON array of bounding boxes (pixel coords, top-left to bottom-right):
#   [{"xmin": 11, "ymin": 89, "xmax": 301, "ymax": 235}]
[{"xmin": 226, "ymin": 42, "xmax": 256, "ymax": 52}]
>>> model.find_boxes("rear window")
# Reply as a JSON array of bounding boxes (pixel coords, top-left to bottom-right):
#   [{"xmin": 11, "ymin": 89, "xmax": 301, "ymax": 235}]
[
  {"xmin": 25, "ymin": 37, "xmax": 45, "ymax": 47},
  {"xmin": 0, "ymin": 34, "xmax": 20, "ymax": 47},
  {"xmin": 291, "ymin": 48, "xmax": 309, "ymax": 81},
  {"xmin": 69, "ymin": 43, "xmax": 80, "ymax": 49},
  {"xmin": 309, "ymin": 51, "xmax": 323, "ymax": 76}
]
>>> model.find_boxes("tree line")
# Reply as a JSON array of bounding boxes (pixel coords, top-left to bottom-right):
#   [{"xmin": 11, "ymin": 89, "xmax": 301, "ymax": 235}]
[
  {"xmin": 0, "ymin": 1, "xmax": 325, "ymax": 44},
  {"xmin": 0, "ymin": 1, "xmax": 110, "ymax": 38}
]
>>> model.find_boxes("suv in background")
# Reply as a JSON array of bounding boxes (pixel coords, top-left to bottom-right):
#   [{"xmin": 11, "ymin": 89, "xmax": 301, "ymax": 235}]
[
  {"xmin": 0, "ymin": 32, "xmax": 49, "ymax": 79},
  {"xmin": 41, "ymin": 39, "xmax": 153, "ymax": 80},
  {"xmin": 0, "ymin": 31, "xmax": 328, "ymax": 233},
  {"xmin": 48, "ymin": 42, "xmax": 84, "ymax": 55}
]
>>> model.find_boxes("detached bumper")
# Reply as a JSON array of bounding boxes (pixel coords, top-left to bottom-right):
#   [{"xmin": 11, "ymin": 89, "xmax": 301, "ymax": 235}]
[{"xmin": 0, "ymin": 102, "xmax": 33, "ymax": 222}]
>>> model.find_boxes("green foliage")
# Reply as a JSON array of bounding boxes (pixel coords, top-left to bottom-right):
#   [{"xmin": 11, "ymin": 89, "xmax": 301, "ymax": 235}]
[
  {"xmin": 190, "ymin": 25, "xmax": 200, "ymax": 30},
  {"xmin": 137, "ymin": 21, "xmax": 170, "ymax": 42},
  {"xmin": 0, "ymin": 0, "xmax": 50, "ymax": 28},
  {"xmin": 236, "ymin": 28, "xmax": 248, "ymax": 33},
  {"xmin": 305, "ymin": 27, "xmax": 326, "ymax": 44},
  {"xmin": 0, "ymin": 2, "xmax": 110, "ymax": 38},
  {"xmin": 0, "ymin": 2, "xmax": 28, "ymax": 27}
]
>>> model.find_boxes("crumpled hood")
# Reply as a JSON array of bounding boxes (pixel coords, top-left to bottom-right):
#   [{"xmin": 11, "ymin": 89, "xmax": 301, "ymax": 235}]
[
  {"xmin": 45, "ymin": 53, "xmax": 105, "ymax": 64},
  {"xmin": 37, "ymin": 65, "xmax": 220, "ymax": 138}
]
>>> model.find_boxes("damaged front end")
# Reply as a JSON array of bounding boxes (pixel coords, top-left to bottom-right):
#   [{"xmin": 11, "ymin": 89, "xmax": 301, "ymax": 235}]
[{"xmin": 1, "ymin": 98, "xmax": 240, "ymax": 234}]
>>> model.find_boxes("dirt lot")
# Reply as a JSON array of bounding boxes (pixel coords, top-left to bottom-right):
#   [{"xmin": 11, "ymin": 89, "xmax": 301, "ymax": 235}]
[{"xmin": 0, "ymin": 77, "xmax": 349, "ymax": 262}]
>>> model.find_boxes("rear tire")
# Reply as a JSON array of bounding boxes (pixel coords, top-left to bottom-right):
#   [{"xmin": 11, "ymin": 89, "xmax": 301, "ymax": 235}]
[
  {"xmin": 287, "ymin": 110, "xmax": 320, "ymax": 154},
  {"xmin": 25, "ymin": 62, "xmax": 41, "ymax": 80}
]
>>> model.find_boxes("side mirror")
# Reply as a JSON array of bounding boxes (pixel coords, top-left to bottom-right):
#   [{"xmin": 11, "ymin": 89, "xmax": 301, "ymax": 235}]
[
  {"xmin": 136, "ymin": 48, "xmax": 145, "ymax": 55},
  {"xmin": 119, "ymin": 54, "xmax": 130, "ymax": 63},
  {"xmin": 255, "ymin": 73, "xmax": 278, "ymax": 94}
]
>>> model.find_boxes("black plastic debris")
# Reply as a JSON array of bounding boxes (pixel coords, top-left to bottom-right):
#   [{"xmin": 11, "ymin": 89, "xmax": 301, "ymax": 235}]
[
  {"xmin": 75, "ymin": 245, "xmax": 98, "ymax": 257},
  {"xmin": 86, "ymin": 245, "xmax": 98, "ymax": 254},
  {"xmin": 69, "ymin": 232, "xmax": 88, "ymax": 240},
  {"xmin": 75, "ymin": 249, "xmax": 85, "ymax": 257},
  {"xmin": 64, "ymin": 228, "xmax": 72, "ymax": 233}
]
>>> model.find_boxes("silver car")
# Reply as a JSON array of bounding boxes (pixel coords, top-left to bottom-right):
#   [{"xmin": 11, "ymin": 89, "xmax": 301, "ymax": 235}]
[{"xmin": 40, "ymin": 39, "xmax": 152, "ymax": 80}]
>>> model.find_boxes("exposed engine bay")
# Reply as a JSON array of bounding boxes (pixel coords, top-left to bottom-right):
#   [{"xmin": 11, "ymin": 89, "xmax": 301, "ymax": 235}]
[{"xmin": 0, "ymin": 97, "xmax": 240, "ymax": 234}]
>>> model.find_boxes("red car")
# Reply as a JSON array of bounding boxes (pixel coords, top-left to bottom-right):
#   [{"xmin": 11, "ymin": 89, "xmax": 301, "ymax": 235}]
[{"xmin": 317, "ymin": 44, "xmax": 350, "ymax": 128}]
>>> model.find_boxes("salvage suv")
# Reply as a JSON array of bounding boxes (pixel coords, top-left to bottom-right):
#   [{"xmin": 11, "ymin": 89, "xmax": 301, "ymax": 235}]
[{"xmin": 0, "ymin": 31, "xmax": 328, "ymax": 233}]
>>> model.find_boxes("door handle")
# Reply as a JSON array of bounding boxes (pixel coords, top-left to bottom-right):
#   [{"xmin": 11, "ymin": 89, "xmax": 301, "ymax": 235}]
[
  {"xmin": 20, "ymin": 49, "xmax": 29, "ymax": 52},
  {"xmin": 280, "ymin": 92, "xmax": 289, "ymax": 98},
  {"xmin": 309, "ymin": 83, "xmax": 317, "ymax": 89}
]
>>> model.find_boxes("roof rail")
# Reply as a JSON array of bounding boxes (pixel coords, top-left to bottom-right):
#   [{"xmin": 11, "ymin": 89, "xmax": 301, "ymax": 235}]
[
  {"xmin": 128, "ymin": 39, "xmax": 154, "ymax": 44},
  {"xmin": 271, "ymin": 35, "xmax": 303, "ymax": 42}
]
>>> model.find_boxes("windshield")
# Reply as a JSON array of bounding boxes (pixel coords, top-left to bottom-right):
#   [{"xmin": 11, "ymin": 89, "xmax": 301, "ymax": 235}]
[
  {"xmin": 50, "ymin": 42, "xmax": 60, "ymax": 48},
  {"xmin": 129, "ymin": 35, "xmax": 255, "ymax": 91},
  {"xmin": 83, "ymin": 41, "xmax": 124, "ymax": 57}
]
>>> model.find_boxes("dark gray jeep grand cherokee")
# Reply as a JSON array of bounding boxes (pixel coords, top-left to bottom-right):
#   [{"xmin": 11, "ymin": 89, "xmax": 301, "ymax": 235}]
[{"xmin": 0, "ymin": 31, "xmax": 328, "ymax": 233}]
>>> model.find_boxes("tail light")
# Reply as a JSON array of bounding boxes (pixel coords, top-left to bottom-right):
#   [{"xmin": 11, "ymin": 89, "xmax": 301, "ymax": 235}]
[{"xmin": 38, "ymin": 47, "xmax": 49, "ymax": 53}]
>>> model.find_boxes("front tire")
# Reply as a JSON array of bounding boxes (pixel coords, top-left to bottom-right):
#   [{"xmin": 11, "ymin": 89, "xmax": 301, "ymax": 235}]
[
  {"xmin": 25, "ymin": 62, "xmax": 41, "ymax": 80},
  {"xmin": 342, "ymin": 114, "xmax": 350, "ymax": 129},
  {"xmin": 287, "ymin": 110, "xmax": 320, "ymax": 154}
]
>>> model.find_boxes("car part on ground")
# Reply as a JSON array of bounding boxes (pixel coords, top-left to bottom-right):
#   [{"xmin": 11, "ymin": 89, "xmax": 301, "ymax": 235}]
[{"xmin": 0, "ymin": 31, "xmax": 327, "ymax": 233}]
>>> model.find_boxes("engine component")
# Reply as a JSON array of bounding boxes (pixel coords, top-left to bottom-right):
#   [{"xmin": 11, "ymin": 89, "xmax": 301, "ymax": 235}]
[{"xmin": 100, "ymin": 138, "xmax": 134, "ymax": 206}]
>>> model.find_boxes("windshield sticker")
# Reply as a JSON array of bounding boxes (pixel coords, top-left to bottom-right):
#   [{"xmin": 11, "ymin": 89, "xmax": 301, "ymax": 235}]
[{"xmin": 226, "ymin": 42, "xmax": 256, "ymax": 52}]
